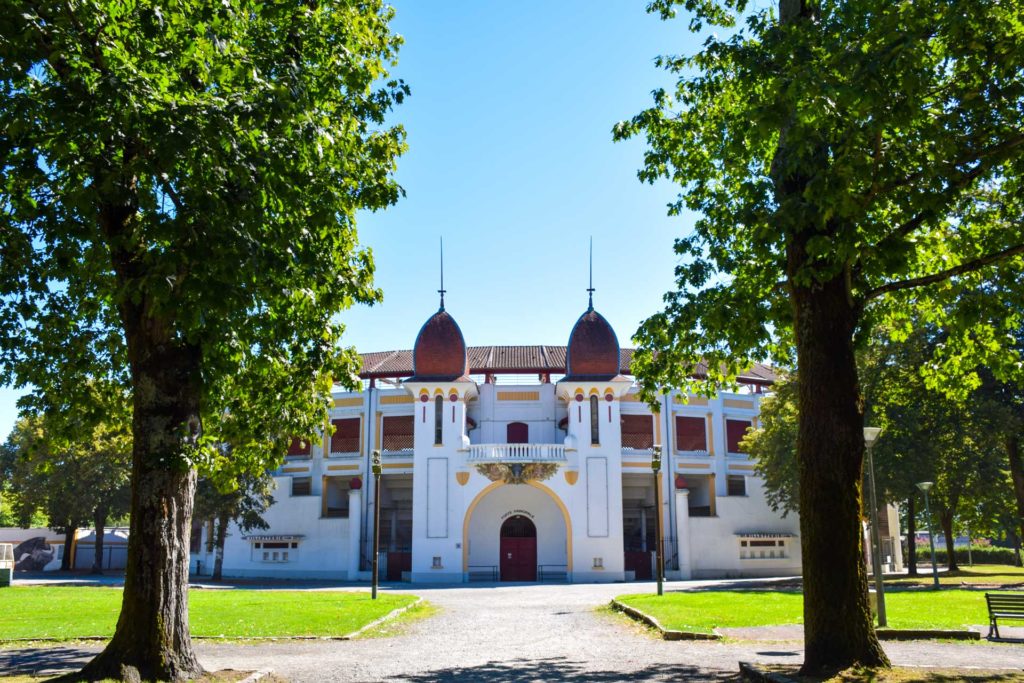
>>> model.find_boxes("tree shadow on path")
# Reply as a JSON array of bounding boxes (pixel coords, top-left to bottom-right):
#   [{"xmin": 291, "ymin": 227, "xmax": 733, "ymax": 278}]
[
  {"xmin": 394, "ymin": 656, "xmax": 741, "ymax": 682},
  {"xmin": 0, "ymin": 646, "xmax": 96, "ymax": 676}
]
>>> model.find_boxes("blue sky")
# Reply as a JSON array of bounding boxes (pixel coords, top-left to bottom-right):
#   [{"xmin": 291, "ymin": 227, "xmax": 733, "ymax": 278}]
[{"xmin": 0, "ymin": 2, "xmax": 705, "ymax": 436}]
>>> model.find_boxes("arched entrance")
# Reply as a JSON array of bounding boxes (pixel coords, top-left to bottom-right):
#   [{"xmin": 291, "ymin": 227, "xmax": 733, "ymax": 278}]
[{"xmin": 500, "ymin": 515, "xmax": 536, "ymax": 581}]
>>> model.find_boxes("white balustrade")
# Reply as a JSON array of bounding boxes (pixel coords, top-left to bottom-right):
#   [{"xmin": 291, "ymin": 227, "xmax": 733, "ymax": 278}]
[{"xmin": 466, "ymin": 443, "xmax": 568, "ymax": 463}]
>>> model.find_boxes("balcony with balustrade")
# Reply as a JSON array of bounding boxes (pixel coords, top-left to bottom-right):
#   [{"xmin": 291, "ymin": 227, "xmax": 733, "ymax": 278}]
[{"xmin": 466, "ymin": 443, "xmax": 568, "ymax": 463}]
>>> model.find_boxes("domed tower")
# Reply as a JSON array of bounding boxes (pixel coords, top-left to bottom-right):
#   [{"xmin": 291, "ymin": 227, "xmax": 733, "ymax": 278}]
[
  {"xmin": 564, "ymin": 306, "xmax": 621, "ymax": 381},
  {"xmin": 410, "ymin": 307, "xmax": 470, "ymax": 382},
  {"xmin": 402, "ymin": 265, "xmax": 476, "ymax": 583}
]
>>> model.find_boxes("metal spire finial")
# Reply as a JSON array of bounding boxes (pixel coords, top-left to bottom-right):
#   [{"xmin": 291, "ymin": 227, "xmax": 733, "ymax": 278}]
[
  {"xmin": 587, "ymin": 237, "xmax": 595, "ymax": 311},
  {"xmin": 438, "ymin": 237, "xmax": 446, "ymax": 311}
]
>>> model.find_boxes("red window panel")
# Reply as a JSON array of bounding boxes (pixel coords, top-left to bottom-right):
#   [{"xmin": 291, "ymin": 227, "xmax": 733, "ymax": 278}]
[
  {"xmin": 287, "ymin": 437, "xmax": 311, "ymax": 457},
  {"xmin": 621, "ymin": 414, "xmax": 654, "ymax": 450},
  {"xmin": 382, "ymin": 415, "xmax": 414, "ymax": 452},
  {"xmin": 726, "ymin": 419, "xmax": 752, "ymax": 453},
  {"xmin": 675, "ymin": 416, "xmax": 707, "ymax": 452},
  {"xmin": 506, "ymin": 422, "xmax": 529, "ymax": 444},
  {"xmin": 331, "ymin": 418, "xmax": 360, "ymax": 454}
]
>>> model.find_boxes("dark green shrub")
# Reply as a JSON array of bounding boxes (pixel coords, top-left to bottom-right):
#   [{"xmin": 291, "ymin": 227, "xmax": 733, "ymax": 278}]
[{"xmin": 915, "ymin": 545, "xmax": 1018, "ymax": 565}]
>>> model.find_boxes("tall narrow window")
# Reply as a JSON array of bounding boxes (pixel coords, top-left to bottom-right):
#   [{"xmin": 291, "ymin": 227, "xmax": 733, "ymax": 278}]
[
  {"xmin": 590, "ymin": 395, "xmax": 599, "ymax": 445},
  {"xmin": 434, "ymin": 395, "xmax": 443, "ymax": 445}
]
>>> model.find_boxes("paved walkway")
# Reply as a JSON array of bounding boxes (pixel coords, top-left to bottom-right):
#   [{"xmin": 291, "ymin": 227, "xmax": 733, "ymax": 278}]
[{"xmin": 3, "ymin": 580, "xmax": 1024, "ymax": 681}]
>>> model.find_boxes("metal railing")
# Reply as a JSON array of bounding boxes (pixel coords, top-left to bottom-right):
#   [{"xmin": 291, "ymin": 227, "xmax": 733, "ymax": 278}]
[
  {"xmin": 466, "ymin": 443, "xmax": 567, "ymax": 462},
  {"xmin": 467, "ymin": 565, "xmax": 498, "ymax": 582},
  {"xmin": 538, "ymin": 564, "xmax": 569, "ymax": 582}
]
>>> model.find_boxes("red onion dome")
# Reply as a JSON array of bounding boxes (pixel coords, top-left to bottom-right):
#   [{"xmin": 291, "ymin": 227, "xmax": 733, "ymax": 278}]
[
  {"xmin": 411, "ymin": 309, "xmax": 469, "ymax": 381},
  {"xmin": 565, "ymin": 308, "xmax": 620, "ymax": 380}
]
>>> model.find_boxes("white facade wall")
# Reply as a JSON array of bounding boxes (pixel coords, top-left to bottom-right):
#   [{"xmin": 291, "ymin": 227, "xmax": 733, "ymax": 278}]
[{"xmin": 207, "ymin": 377, "xmax": 805, "ymax": 583}]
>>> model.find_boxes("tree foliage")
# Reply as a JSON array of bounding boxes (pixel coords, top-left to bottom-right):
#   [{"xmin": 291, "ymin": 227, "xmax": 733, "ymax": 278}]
[
  {"xmin": 194, "ymin": 471, "xmax": 274, "ymax": 581},
  {"xmin": 618, "ymin": 0, "xmax": 1024, "ymax": 672},
  {"xmin": 0, "ymin": 2, "xmax": 406, "ymax": 678},
  {"xmin": 4, "ymin": 398, "xmax": 132, "ymax": 568},
  {"xmin": 746, "ymin": 330, "xmax": 1016, "ymax": 572}
]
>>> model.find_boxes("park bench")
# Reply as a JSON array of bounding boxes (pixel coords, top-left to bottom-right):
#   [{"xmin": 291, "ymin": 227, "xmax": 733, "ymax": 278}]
[
  {"xmin": 985, "ymin": 592, "xmax": 1024, "ymax": 639},
  {"xmin": 537, "ymin": 564, "xmax": 568, "ymax": 582},
  {"xmin": 467, "ymin": 565, "xmax": 498, "ymax": 582}
]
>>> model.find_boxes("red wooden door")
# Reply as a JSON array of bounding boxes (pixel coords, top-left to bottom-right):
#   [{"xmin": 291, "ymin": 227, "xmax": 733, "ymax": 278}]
[
  {"xmin": 624, "ymin": 551, "xmax": 653, "ymax": 580},
  {"xmin": 499, "ymin": 515, "xmax": 537, "ymax": 581},
  {"xmin": 386, "ymin": 552, "xmax": 411, "ymax": 581}
]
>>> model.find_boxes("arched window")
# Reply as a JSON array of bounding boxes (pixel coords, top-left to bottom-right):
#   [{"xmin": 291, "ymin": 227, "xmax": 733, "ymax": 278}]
[
  {"xmin": 590, "ymin": 395, "xmax": 600, "ymax": 445},
  {"xmin": 434, "ymin": 395, "xmax": 443, "ymax": 445},
  {"xmin": 506, "ymin": 422, "xmax": 529, "ymax": 444}
]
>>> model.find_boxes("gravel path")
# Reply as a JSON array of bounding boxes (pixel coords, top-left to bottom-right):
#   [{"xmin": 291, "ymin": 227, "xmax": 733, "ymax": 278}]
[{"xmin": 3, "ymin": 580, "xmax": 1023, "ymax": 681}]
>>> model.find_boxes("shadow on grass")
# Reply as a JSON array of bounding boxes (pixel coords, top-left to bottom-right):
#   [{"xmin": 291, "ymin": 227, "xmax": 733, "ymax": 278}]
[
  {"xmin": 395, "ymin": 656, "xmax": 742, "ymax": 682},
  {"xmin": 0, "ymin": 646, "xmax": 95, "ymax": 676}
]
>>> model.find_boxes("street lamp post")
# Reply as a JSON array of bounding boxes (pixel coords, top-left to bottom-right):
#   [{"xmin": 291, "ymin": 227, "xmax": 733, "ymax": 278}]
[
  {"xmin": 863, "ymin": 427, "xmax": 886, "ymax": 627},
  {"xmin": 917, "ymin": 481, "xmax": 940, "ymax": 590},
  {"xmin": 652, "ymin": 444, "xmax": 664, "ymax": 597},
  {"xmin": 371, "ymin": 449, "xmax": 382, "ymax": 600}
]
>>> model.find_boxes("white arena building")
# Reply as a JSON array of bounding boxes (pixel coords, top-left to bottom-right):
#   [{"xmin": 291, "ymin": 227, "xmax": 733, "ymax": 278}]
[{"xmin": 191, "ymin": 293, "xmax": 807, "ymax": 583}]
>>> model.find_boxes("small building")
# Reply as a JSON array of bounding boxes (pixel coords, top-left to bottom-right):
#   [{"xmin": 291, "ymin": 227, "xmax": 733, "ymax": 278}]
[{"xmin": 0, "ymin": 527, "xmax": 130, "ymax": 571}]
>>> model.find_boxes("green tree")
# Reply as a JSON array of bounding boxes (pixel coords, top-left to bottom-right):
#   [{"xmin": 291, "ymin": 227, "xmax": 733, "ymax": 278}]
[
  {"xmin": 194, "ymin": 472, "xmax": 274, "ymax": 581},
  {"xmin": 745, "ymin": 373, "xmax": 799, "ymax": 515},
  {"xmin": 0, "ymin": 2, "xmax": 405, "ymax": 679},
  {"xmin": 617, "ymin": 0, "xmax": 1024, "ymax": 672},
  {"xmin": 5, "ymin": 407, "xmax": 131, "ymax": 571}
]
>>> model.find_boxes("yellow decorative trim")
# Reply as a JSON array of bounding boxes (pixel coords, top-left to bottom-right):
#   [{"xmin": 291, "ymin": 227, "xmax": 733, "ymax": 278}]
[
  {"xmin": 752, "ymin": 416, "xmax": 759, "ymax": 430},
  {"xmin": 322, "ymin": 475, "xmax": 328, "ymax": 517},
  {"xmin": 281, "ymin": 466, "xmax": 309, "ymax": 473},
  {"xmin": 380, "ymin": 395, "xmax": 414, "ymax": 405},
  {"xmin": 382, "ymin": 462, "xmax": 412, "ymax": 469},
  {"xmin": 419, "ymin": 388, "xmax": 430, "ymax": 397},
  {"xmin": 675, "ymin": 395, "xmax": 709, "ymax": 406},
  {"xmin": 497, "ymin": 391, "xmax": 540, "ymax": 401},
  {"xmin": 433, "ymin": 387, "xmax": 445, "ymax": 396},
  {"xmin": 455, "ymin": 471, "xmax": 470, "ymax": 486},
  {"xmin": 588, "ymin": 387, "xmax": 600, "ymax": 396},
  {"xmin": 375, "ymin": 411, "xmax": 382, "ymax": 451},
  {"xmin": 729, "ymin": 464, "xmax": 756, "ymax": 471},
  {"xmin": 621, "ymin": 394, "xmax": 643, "ymax": 402},
  {"xmin": 461, "ymin": 480, "xmax": 573, "ymax": 573},
  {"xmin": 723, "ymin": 398, "xmax": 755, "ymax": 410},
  {"xmin": 334, "ymin": 397, "xmax": 363, "ymax": 407},
  {"xmin": 621, "ymin": 462, "xmax": 654, "ymax": 468},
  {"xmin": 327, "ymin": 464, "xmax": 360, "ymax": 471},
  {"xmin": 655, "ymin": 412, "xmax": 662, "ymax": 444},
  {"xmin": 677, "ymin": 462, "xmax": 712, "ymax": 469},
  {"xmin": 564, "ymin": 470, "xmax": 579, "ymax": 485},
  {"xmin": 706, "ymin": 413, "xmax": 715, "ymax": 455}
]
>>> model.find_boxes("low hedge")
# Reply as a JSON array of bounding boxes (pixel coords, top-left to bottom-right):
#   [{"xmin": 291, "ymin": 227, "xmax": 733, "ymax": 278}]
[{"xmin": 914, "ymin": 545, "xmax": 1019, "ymax": 565}]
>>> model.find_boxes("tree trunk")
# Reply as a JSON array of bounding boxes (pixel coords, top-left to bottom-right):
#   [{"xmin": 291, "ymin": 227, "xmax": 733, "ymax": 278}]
[
  {"xmin": 1007, "ymin": 434, "xmax": 1024, "ymax": 549},
  {"xmin": 213, "ymin": 513, "xmax": 229, "ymax": 581},
  {"xmin": 80, "ymin": 329, "xmax": 204, "ymax": 681},
  {"xmin": 906, "ymin": 495, "xmax": 917, "ymax": 576},
  {"xmin": 61, "ymin": 524, "xmax": 76, "ymax": 571},
  {"xmin": 92, "ymin": 506, "xmax": 108, "ymax": 575},
  {"xmin": 792, "ymin": 275, "xmax": 889, "ymax": 674},
  {"xmin": 940, "ymin": 508, "xmax": 958, "ymax": 572}
]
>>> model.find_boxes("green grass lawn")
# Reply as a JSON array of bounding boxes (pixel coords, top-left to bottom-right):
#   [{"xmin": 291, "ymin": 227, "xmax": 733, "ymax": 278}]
[
  {"xmin": 887, "ymin": 563, "xmax": 1024, "ymax": 587},
  {"xmin": 615, "ymin": 589, "xmax": 1000, "ymax": 634},
  {"xmin": 0, "ymin": 587, "xmax": 418, "ymax": 641}
]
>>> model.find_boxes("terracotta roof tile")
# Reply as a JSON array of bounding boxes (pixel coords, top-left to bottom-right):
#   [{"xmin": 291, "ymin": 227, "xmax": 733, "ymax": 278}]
[{"xmin": 358, "ymin": 345, "xmax": 775, "ymax": 385}]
